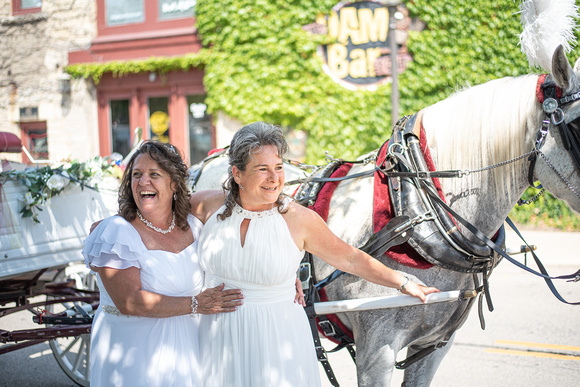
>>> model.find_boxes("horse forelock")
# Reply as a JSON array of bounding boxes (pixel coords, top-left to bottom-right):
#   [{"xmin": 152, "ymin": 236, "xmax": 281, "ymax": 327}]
[{"xmin": 422, "ymin": 74, "xmax": 540, "ymax": 205}]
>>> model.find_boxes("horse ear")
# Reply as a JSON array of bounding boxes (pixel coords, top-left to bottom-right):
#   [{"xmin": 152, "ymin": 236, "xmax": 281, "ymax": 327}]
[{"xmin": 552, "ymin": 44, "xmax": 580, "ymax": 93}]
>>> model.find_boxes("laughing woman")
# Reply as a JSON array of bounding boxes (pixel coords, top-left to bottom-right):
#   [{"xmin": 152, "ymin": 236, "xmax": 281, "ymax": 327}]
[{"xmin": 82, "ymin": 141, "xmax": 243, "ymax": 387}]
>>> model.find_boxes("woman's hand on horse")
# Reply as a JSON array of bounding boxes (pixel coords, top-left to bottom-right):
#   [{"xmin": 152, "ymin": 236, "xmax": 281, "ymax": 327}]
[
  {"xmin": 196, "ymin": 283, "xmax": 244, "ymax": 314},
  {"xmin": 401, "ymin": 282, "xmax": 440, "ymax": 303}
]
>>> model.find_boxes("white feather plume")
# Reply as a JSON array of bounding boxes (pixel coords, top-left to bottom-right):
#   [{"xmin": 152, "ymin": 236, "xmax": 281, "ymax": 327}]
[{"xmin": 518, "ymin": 0, "xmax": 579, "ymax": 72}]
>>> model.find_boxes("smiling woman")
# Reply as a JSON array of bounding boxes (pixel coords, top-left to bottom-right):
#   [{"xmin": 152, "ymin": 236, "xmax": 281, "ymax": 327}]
[
  {"xmin": 82, "ymin": 140, "xmax": 243, "ymax": 387},
  {"xmin": 189, "ymin": 122, "xmax": 438, "ymax": 387}
]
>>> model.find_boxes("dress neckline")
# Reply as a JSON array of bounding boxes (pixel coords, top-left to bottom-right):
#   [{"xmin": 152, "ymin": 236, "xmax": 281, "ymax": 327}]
[{"xmin": 233, "ymin": 202, "xmax": 279, "ymax": 219}]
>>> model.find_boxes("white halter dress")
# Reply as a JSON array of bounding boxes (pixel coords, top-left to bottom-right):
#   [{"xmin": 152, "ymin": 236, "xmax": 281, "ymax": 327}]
[
  {"xmin": 198, "ymin": 202, "xmax": 321, "ymax": 387},
  {"xmin": 82, "ymin": 214, "xmax": 204, "ymax": 387}
]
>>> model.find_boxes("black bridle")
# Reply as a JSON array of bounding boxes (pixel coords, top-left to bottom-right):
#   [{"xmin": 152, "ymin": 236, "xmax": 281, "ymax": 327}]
[{"xmin": 531, "ymin": 74, "xmax": 580, "ymax": 185}]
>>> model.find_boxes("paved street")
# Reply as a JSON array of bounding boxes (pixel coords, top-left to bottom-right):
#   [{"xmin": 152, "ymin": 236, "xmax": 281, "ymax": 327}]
[{"xmin": 1, "ymin": 229, "xmax": 579, "ymax": 387}]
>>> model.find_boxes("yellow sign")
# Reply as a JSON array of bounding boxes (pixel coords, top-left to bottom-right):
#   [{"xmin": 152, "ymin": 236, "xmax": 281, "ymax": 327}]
[{"xmin": 150, "ymin": 111, "xmax": 169, "ymax": 143}]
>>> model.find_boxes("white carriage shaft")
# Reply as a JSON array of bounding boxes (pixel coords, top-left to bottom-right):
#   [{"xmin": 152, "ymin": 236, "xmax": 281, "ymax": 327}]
[{"xmin": 313, "ymin": 290, "xmax": 477, "ymax": 315}]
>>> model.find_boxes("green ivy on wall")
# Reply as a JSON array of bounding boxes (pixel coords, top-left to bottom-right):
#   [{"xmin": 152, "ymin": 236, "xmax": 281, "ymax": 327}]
[
  {"xmin": 66, "ymin": 51, "xmax": 212, "ymax": 84},
  {"xmin": 195, "ymin": 0, "xmax": 393, "ymax": 162},
  {"xmin": 66, "ymin": 0, "xmax": 580, "ymax": 162}
]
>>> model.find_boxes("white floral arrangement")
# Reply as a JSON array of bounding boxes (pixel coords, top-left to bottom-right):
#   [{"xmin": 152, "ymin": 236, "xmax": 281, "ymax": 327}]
[{"xmin": 0, "ymin": 157, "xmax": 122, "ymax": 223}]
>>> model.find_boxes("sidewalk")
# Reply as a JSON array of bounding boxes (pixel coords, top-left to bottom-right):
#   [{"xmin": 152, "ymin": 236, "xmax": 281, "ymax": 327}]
[{"xmin": 504, "ymin": 228, "xmax": 580, "ymax": 266}]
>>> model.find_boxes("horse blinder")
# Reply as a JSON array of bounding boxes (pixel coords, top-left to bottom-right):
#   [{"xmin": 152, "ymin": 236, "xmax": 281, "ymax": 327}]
[{"xmin": 538, "ymin": 75, "xmax": 580, "ymax": 171}]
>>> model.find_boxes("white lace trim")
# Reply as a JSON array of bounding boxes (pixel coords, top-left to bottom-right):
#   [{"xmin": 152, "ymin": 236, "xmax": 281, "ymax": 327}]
[
  {"xmin": 232, "ymin": 197, "xmax": 292, "ymax": 219},
  {"xmin": 233, "ymin": 202, "xmax": 277, "ymax": 219}
]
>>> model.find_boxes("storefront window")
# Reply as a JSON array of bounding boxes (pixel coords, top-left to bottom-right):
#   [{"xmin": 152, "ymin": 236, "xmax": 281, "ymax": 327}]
[
  {"xmin": 110, "ymin": 99, "xmax": 131, "ymax": 158},
  {"xmin": 105, "ymin": 0, "xmax": 144, "ymax": 26},
  {"xmin": 158, "ymin": 0, "xmax": 196, "ymax": 21},
  {"xmin": 28, "ymin": 130, "xmax": 48, "ymax": 160},
  {"xmin": 187, "ymin": 95, "xmax": 212, "ymax": 164},
  {"xmin": 148, "ymin": 97, "xmax": 170, "ymax": 143},
  {"xmin": 12, "ymin": 0, "xmax": 42, "ymax": 15}
]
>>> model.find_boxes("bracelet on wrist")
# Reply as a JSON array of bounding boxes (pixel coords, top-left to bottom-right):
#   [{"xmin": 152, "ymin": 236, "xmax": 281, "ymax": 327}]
[
  {"xmin": 190, "ymin": 296, "xmax": 199, "ymax": 317},
  {"xmin": 398, "ymin": 276, "xmax": 410, "ymax": 292}
]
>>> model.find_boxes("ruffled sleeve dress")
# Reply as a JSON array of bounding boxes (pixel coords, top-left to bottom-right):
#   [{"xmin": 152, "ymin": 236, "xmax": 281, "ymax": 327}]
[
  {"xmin": 82, "ymin": 214, "xmax": 204, "ymax": 387},
  {"xmin": 198, "ymin": 201, "xmax": 321, "ymax": 387}
]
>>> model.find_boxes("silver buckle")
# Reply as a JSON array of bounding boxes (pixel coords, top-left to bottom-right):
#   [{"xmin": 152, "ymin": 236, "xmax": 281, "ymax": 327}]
[{"xmin": 298, "ymin": 262, "xmax": 311, "ymax": 290}]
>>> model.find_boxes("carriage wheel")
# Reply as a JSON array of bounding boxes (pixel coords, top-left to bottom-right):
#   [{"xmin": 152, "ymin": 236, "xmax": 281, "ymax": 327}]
[{"xmin": 47, "ymin": 263, "xmax": 97, "ymax": 386}]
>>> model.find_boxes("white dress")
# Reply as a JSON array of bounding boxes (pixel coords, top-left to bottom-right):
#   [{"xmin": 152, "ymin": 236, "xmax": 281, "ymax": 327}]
[
  {"xmin": 82, "ymin": 215, "xmax": 204, "ymax": 387},
  {"xmin": 198, "ymin": 202, "xmax": 321, "ymax": 387}
]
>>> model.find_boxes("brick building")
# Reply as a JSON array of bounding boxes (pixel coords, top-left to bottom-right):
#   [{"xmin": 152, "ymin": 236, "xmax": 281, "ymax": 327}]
[
  {"xmin": 0, "ymin": 0, "xmax": 98, "ymax": 163},
  {"xmin": 1, "ymin": 0, "xmax": 236, "ymax": 165}
]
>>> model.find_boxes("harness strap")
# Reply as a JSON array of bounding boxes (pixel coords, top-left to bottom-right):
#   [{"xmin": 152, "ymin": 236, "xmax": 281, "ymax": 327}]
[
  {"xmin": 286, "ymin": 169, "xmax": 374, "ymax": 186},
  {"xmin": 305, "ymin": 307, "xmax": 340, "ymax": 387},
  {"xmin": 538, "ymin": 74, "xmax": 580, "ymax": 171},
  {"xmin": 287, "ymin": 166, "xmax": 465, "ymax": 187},
  {"xmin": 315, "ymin": 215, "xmax": 414, "ymax": 290},
  {"xmin": 421, "ymin": 181, "xmax": 580, "ymax": 304},
  {"xmin": 395, "ymin": 294, "xmax": 476, "ymax": 369},
  {"xmin": 303, "ymin": 253, "xmax": 342, "ymax": 387}
]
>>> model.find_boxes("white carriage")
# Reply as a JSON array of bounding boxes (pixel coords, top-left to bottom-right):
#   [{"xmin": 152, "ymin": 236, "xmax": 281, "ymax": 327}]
[{"xmin": 0, "ymin": 132, "xmax": 118, "ymax": 386}]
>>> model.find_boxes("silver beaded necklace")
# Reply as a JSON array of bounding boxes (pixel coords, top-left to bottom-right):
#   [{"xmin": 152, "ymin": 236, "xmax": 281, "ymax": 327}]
[{"xmin": 137, "ymin": 210, "xmax": 175, "ymax": 234}]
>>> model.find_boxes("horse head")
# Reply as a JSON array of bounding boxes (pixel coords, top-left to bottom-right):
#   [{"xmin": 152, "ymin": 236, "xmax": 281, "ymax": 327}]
[{"xmin": 533, "ymin": 45, "xmax": 580, "ymax": 213}]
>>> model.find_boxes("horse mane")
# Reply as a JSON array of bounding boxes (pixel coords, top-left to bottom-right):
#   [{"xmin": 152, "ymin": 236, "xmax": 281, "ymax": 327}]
[{"xmin": 422, "ymin": 74, "xmax": 542, "ymax": 204}]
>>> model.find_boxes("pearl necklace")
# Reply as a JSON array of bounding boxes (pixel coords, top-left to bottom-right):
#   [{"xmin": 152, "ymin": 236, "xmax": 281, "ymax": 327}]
[{"xmin": 137, "ymin": 210, "xmax": 175, "ymax": 234}]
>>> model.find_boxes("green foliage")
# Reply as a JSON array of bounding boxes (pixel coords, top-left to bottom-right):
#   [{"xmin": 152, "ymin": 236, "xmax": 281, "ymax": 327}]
[
  {"xmin": 509, "ymin": 187, "xmax": 580, "ymax": 231},
  {"xmin": 402, "ymin": 1, "xmax": 533, "ymax": 114},
  {"xmin": 66, "ymin": 52, "xmax": 212, "ymax": 84},
  {"xmin": 0, "ymin": 158, "xmax": 117, "ymax": 223},
  {"xmin": 196, "ymin": 0, "xmax": 392, "ymax": 162}
]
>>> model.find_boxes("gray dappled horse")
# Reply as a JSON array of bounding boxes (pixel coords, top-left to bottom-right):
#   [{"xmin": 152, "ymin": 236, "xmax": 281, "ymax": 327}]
[{"xmin": 191, "ymin": 46, "xmax": 580, "ymax": 386}]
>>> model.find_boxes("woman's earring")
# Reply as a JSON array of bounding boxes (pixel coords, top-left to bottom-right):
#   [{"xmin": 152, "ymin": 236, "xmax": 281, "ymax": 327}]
[
  {"xmin": 240, "ymin": 184, "xmax": 245, "ymax": 191},
  {"xmin": 173, "ymin": 192, "xmax": 177, "ymax": 200}
]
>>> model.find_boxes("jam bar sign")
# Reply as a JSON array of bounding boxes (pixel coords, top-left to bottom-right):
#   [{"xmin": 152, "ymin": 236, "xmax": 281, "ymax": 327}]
[{"xmin": 307, "ymin": 1, "xmax": 410, "ymax": 90}]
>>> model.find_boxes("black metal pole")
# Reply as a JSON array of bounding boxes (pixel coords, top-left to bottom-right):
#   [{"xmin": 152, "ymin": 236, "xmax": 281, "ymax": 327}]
[{"xmin": 389, "ymin": 5, "xmax": 399, "ymax": 128}]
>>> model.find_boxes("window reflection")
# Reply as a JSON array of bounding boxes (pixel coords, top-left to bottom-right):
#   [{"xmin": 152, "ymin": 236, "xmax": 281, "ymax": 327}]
[
  {"xmin": 105, "ymin": 0, "xmax": 144, "ymax": 26},
  {"xmin": 187, "ymin": 95, "xmax": 212, "ymax": 164},
  {"xmin": 110, "ymin": 100, "xmax": 131, "ymax": 157},
  {"xmin": 21, "ymin": 0, "xmax": 42, "ymax": 9},
  {"xmin": 158, "ymin": 0, "xmax": 196, "ymax": 21},
  {"xmin": 28, "ymin": 130, "xmax": 48, "ymax": 160}
]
